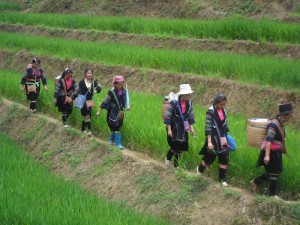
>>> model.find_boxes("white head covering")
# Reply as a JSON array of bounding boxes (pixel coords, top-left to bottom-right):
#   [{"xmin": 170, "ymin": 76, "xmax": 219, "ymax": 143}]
[{"xmin": 177, "ymin": 84, "xmax": 194, "ymax": 96}]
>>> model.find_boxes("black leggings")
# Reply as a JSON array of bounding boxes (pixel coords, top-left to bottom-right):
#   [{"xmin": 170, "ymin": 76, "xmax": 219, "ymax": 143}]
[
  {"xmin": 27, "ymin": 92, "xmax": 38, "ymax": 110},
  {"xmin": 166, "ymin": 149, "xmax": 181, "ymax": 167}
]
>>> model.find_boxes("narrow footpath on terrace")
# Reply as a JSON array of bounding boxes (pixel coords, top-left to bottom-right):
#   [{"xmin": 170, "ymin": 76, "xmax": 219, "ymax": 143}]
[{"xmin": 1, "ymin": 98, "xmax": 299, "ymax": 225}]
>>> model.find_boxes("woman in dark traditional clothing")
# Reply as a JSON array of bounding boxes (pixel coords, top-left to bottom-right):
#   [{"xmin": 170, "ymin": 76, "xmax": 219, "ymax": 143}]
[
  {"xmin": 97, "ymin": 75, "xmax": 129, "ymax": 150},
  {"xmin": 197, "ymin": 93, "xmax": 230, "ymax": 187},
  {"xmin": 21, "ymin": 57, "xmax": 48, "ymax": 113},
  {"xmin": 54, "ymin": 68, "xmax": 76, "ymax": 127},
  {"xmin": 72, "ymin": 68, "xmax": 102, "ymax": 136},
  {"xmin": 164, "ymin": 84, "xmax": 196, "ymax": 168},
  {"xmin": 251, "ymin": 103, "xmax": 293, "ymax": 198}
]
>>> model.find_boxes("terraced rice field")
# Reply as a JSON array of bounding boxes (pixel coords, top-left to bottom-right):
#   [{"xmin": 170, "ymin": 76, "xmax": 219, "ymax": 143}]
[
  {"xmin": 1, "ymin": 70, "xmax": 300, "ymax": 195},
  {"xmin": 0, "ymin": 5, "xmax": 300, "ymax": 223}
]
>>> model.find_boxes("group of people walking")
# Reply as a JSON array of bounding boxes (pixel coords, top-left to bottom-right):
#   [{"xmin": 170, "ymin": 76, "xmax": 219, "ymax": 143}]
[
  {"xmin": 164, "ymin": 85, "xmax": 231, "ymax": 187},
  {"xmin": 21, "ymin": 58, "xmax": 128, "ymax": 149},
  {"xmin": 163, "ymin": 83, "xmax": 293, "ymax": 197},
  {"xmin": 20, "ymin": 57, "xmax": 293, "ymax": 198}
]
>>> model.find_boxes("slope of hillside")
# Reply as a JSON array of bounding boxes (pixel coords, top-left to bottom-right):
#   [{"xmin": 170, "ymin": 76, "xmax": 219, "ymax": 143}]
[
  {"xmin": 1, "ymin": 1, "xmax": 299, "ymax": 224},
  {"xmin": 1, "ymin": 98, "xmax": 299, "ymax": 225}
]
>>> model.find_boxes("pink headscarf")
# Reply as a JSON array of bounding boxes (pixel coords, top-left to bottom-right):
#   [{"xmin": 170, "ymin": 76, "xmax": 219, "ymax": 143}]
[{"xmin": 112, "ymin": 75, "xmax": 124, "ymax": 86}]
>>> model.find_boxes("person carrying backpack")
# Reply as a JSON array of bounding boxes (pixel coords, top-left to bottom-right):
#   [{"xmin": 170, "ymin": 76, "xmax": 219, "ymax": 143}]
[
  {"xmin": 53, "ymin": 68, "xmax": 76, "ymax": 127},
  {"xmin": 196, "ymin": 93, "xmax": 230, "ymax": 187},
  {"xmin": 164, "ymin": 84, "xmax": 196, "ymax": 168},
  {"xmin": 97, "ymin": 75, "xmax": 130, "ymax": 150},
  {"xmin": 251, "ymin": 103, "xmax": 293, "ymax": 198},
  {"xmin": 20, "ymin": 57, "xmax": 48, "ymax": 113},
  {"xmin": 72, "ymin": 68, "xmax": 102, "ymax": 136}
]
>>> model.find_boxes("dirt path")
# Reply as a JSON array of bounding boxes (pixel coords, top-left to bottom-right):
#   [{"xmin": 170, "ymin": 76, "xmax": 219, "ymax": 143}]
[
  {"xmin": 1, "ymin": 24, "xmax": 300, "ymax": 59},
  {"xmin": 1, "ymin": 98, "xmax": 299, "ymax": 225}
]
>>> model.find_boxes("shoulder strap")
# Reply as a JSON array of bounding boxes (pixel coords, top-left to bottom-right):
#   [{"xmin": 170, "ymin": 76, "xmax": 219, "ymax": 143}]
[
  {"xmin": 212, "ymin": 115, "xmax": 225, "ymax": 150},
  {"xmin": 272, "ymin": 119, "xmax": 285, "ymax": 144},
  {"xmin": 111, "ymin": 88, "xmax": 121, "ymax": 109},
  {"xmin": 176, "ymin": 100, "xmax": 185, "ymax": 122},
  {"xmin": 213, "ymin": 117, "xmax": 221, "ymax": 137},
  {"xmin": 61, "ymin": 78, "xmax": 68, "ymax": 96},
  {"xmin": 32, "ymin": 69, "xmax": 37, "ymax": 83},
  {"xmin": 211, "ymin": 107, "xmax": 227, "ymax": 133}
]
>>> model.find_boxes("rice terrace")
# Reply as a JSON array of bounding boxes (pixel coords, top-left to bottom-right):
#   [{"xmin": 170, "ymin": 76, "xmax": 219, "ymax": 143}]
[{"xmin": 0, "ymin": 0, "xmax": 300, "ymax": 224}]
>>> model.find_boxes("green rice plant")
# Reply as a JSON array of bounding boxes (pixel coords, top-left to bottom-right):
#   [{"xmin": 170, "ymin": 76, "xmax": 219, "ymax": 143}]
[
  {"xmin": 1, "ymin": 69, "xmax": 300, "ymax": 194},
  {"xmin": 0, "ymin": 2, "xmax": 20, "ymax": 11},
  {"xmin": 0, "ymin": 12, "xmax": 300, "ymax": 44},
  {"xmin": 1, "ymin": 31, "xmax": 300, "ymax": 90},
  {"xmin": 296, "ymin": 3, "xmax": 300, "ymax": 15},
  {"xmin": 0, "ymin": 132, "xmax": 168, "ymax": 225}
]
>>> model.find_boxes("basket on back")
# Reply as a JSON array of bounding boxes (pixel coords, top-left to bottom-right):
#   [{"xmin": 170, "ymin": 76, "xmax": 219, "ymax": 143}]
[
  {"xmin": 54, "ymin": 75, "xmax": 61, "ymax": 89},
  {"xmin": 247, "ymin": 118, "xmax": 270, "ymax": 148},
  {"xmin": 162, "ymin": 92, "xmax": 177, "ymax": 121}
]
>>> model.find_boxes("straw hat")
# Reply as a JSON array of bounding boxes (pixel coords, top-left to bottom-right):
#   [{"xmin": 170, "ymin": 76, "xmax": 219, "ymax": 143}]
[{"xmin": 177, "ymin": 84, "xmax": 194, "ymax": 96}]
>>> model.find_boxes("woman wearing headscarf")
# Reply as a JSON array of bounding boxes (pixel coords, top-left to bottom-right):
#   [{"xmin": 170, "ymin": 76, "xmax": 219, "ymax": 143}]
[
  {"xmin": 97, "ymin": 75, "xmax": 129, "ymax": 150},
  {"xmin": 164, "ymin": 84, "xmax": 196, "ymax": 168},
  {"xmin": 21, "ymin": 57, "xmax": 48, "ymax": 113},
  {"xmin": 54, "ymin": 68, "xmax": 76, "ymax": 127},
  {"xmin": 72, "ymin": 68, "xmax": 102, "ymax": 136},
  {"xmin": 251, "ymin": 103, "xmax": 293, "ymax": 198},
  {"xmin": 197, "ymin": 93, "xmax": 230, "ymax": 187}
]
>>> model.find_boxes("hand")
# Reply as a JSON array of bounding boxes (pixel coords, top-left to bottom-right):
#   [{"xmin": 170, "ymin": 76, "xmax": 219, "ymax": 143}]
[
  {"xmin": 191, "ymin": 129, "xmax": 196, "ymax": 137},
  {"xmin": 21, "ymin": 86, "xmax": 25, "ymax": 92},
  {"xmin": 65, "ymin": 98, "xmax": 72, "ymax": 104},
  {"xmin": 96, "ymin": 111, "xmax": 101, "ymax": 117},
  {"xmin": 167, "ymin": 130, "xmax": 173, "ymax": 137},
  {"xmin": 44, "ymin": 86, "xmax": 48, "ymax": 92},
  {"xmin": 264, "ymin": 155, "xmax": 270, "ymax": 165},
  {"xmin": 53, "ymin": 99, "xmax": 57, "ymax": 105},
  {"xmin": 282, "ymin": 147, "xmax": 288, "ymax": 155},
  {"xmin": 207, "ymin": 142, "xmax": 214, "ymax": 150}
]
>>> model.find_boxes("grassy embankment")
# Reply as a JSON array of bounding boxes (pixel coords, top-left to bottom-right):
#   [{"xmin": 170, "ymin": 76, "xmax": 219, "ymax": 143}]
[
  {"xmin": 0, "ymin": 12, "xmax": 300, "ymax": 43},
  {"xmin": 0, "ymin": 32, "xmax": 300, "ymax": 90},
  {"xmin": 0, "ymin": 132, "xmax": 168, "ymax": 225}
]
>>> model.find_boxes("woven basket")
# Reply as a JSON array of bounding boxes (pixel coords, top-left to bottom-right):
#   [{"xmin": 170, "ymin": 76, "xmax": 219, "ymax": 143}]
[
  {"xmin": 247, "ymin": 118, "xmax": 270, "ymax": 148},
  {"xmin": 162, "ymin": 100, "xmax": 171, "ymax": 121},
  {"xmin": 54, "ymin": 75, "xmax": 61, "ymax": 87}
]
